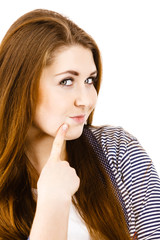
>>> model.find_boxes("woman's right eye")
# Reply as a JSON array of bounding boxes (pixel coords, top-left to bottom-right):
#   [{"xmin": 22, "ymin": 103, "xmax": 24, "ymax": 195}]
[{"xmin": 60, "ymin": 79, "xmax": 73, "ymax": 86}]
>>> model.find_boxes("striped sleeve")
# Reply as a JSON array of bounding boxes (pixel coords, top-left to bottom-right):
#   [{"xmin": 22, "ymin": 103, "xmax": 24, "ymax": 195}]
[
  {"xmin": 90, "ymin": 126, "xmax": 160, "ymax": 239},
  {"xmin": 121, "ymin": 139, "xmax": 160, "ymax": 239}
]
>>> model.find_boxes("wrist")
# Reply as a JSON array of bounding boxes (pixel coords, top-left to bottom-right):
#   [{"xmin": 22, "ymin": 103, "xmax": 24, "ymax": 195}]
[
  {"xmin": 30, "ymin": 195, "xmax": 71, "ymax": 240},
  {"xmin": 37, "ymin": 192, "xmax": 72, "ymax": 208}
]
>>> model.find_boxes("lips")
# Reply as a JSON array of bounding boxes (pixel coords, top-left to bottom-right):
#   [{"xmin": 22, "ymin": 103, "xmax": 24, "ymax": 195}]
[{"xmin": 70, "ymin": 115, "xmax": 85, "ymax": 124}]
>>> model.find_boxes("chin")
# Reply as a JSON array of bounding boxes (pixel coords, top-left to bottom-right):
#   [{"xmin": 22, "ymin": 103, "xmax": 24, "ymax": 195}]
[{"xmin": 65, "ymin": 125, "xmax": 84, "ymax": 140}]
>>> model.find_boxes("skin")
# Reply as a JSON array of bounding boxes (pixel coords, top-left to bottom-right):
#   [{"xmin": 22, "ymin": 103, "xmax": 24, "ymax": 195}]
[
  {"xmin": 30, "ymin": 124, "xmax": 78, "ymax": 240},
  {"xmin": 29, "ymin": 45, "xmax": 98, "ymax": 240},
  {"xmin": 26, "ymin": 45, "xmax": 98, "ymax": 174}
]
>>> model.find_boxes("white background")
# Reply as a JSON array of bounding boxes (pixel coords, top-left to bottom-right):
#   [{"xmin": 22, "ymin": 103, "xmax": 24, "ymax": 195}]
[{"xmin": 0, "ymin": 0, "xmax": 160, "ymax": 175}]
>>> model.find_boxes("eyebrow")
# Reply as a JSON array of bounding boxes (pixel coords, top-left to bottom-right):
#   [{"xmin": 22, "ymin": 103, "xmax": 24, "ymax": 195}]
[{"xmin": 55, "ymin": 70, "xmax": 98, "ymax": 76}]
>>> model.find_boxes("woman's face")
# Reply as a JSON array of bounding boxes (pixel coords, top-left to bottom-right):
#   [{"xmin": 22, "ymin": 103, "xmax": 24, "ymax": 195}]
[{"xmin": 33, "ymin": 45, "xmax": 98, "ymax": 140}]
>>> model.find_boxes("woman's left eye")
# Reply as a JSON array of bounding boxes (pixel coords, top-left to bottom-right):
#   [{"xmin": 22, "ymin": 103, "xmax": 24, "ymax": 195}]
[{"xmin": 85, "ymin": 77, "xmax": 97, "ymax": 85}]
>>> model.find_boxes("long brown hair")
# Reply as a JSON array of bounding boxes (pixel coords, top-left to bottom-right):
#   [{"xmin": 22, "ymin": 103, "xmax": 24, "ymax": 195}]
[{"xmin": 0, "ymin": 9, "xmax": 130, "ymax": 239}]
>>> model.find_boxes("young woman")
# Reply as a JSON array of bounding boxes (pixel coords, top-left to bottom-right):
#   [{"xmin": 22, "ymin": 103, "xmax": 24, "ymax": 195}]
[{"xmin": 0, "ymin": 9, "xmax": 160, "ymax": 240}]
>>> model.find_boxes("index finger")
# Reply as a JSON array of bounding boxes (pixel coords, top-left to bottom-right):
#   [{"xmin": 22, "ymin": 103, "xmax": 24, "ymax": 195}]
[{"xmin": 49, "ymin": 123, "xmax": 68, "ymax": 161}]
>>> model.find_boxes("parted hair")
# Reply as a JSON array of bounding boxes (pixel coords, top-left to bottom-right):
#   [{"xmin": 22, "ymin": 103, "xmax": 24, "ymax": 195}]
[{"xmin": 0, "ymin": 9, "xmax": 131, "ymax": 239}]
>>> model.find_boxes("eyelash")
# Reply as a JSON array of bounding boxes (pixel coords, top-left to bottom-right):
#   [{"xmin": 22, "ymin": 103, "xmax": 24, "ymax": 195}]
[{"xmin": 60, "ymin": 76, "xmax": 98, "ymax": 87}]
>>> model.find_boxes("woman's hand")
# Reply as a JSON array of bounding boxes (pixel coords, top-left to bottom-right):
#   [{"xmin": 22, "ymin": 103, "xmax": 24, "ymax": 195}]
[
  {"xmin": 30, "ymin": 124, "xmax": 80, "ymax": 240},
  {"xmin": 37, "ymin": 123, "xmax": 80, "ymax": 204}
]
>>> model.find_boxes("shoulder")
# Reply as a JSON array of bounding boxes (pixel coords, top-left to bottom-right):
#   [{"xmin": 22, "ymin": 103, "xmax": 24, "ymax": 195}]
[
  {"xmin": 86, "ymin": 126, "xmax": 160, "ymax": 238},
  {"xmin": 84, "ymin": 124, "xmax": 156, "ymax": 193},
  {"xmin": 87, "ymin": 124, "xmax": 136, "ymax": 142},
  {"xmin": 86, "ymin": 124, "xmax": 138, "ymax": 156},
  {"xmin": 83, "ymin": 124, "xmax": 143, "ymax": 181},
  {"xmin": 85, "ymin": 124, "xmax": 152, "ymax": 170}
]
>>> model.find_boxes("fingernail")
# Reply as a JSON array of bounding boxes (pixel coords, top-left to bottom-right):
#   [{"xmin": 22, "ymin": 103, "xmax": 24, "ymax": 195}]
[{"xmin": 62, "ymin": 124, "xmax": 68, "ymax": 131}]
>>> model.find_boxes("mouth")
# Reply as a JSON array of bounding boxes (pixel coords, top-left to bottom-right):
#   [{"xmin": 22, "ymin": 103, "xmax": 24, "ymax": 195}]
[{"xmin": 69, "ymin": 115, "xmax": 86, "ymax": 124}]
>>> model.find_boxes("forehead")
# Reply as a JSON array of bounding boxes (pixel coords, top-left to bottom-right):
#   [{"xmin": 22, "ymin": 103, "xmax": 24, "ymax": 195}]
[{"xmin": 49, "ymin": 45, "xmax": 97, "ymax": 74}]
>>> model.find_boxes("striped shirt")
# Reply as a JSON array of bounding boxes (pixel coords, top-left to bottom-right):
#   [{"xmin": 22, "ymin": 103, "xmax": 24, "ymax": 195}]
[
  {"xmin": 84, "ymin": 125, "xmax": 160, "ymax": 240},
  {"xmin": 28, "ymin": 125, "xmax": 160, "ymax": 240}
]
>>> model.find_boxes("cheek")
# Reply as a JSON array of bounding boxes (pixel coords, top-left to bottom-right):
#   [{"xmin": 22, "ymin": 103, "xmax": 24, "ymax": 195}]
[
  {"xmin": 37, "ymin": 86, "xmax": 68, "ymax": 117},
  {"xmin": 91, "ymin": 88, "xmax": 98, "ymax": 109},
  {"xmin": 33, "ymin": 90, "xmax": 66, "ymax": 134},
  {"xmin": 37, "ymin": 90, "xmax": 57, "ymax": 118}
]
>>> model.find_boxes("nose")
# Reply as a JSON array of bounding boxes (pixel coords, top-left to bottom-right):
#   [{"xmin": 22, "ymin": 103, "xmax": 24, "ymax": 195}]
[{"xmin": 74, "ymin": 86, "xmax": 93, "ymax": 109}]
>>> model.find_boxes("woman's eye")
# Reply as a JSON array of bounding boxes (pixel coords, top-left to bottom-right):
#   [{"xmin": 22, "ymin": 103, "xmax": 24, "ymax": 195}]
[
  {"xmin": 59, "ymin": 76, "xmax": 97, "ymax": 86},
  {"xmin": 85, "ymin": 77, "xmax": 97, "ymax": 85},
  {"xmin": 60, "ymin": 79, "xmax": 73, "ymax": 86}
]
